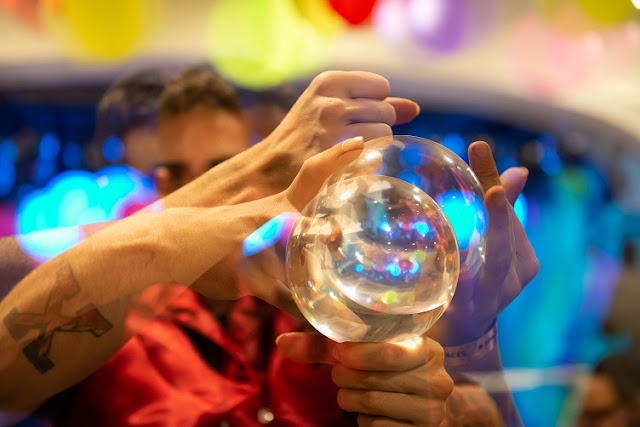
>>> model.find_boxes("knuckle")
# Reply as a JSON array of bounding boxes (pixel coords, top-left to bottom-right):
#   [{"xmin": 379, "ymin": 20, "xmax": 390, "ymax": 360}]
[
  {"xmin": 312, "ymin": 71, "xmax": 339, "ymax": 92},
  {"xmin": 438, "ymin": 372, "xmax": 455, "ymax": 399},
  {"xmin": 321, "ymin": 98, "xmax": 348, "ymax": 120},
  {"xmin": 380, "ymin": 343, "xmax": 402, "ymax": 366},
  {"xmin": 361, "ymin": 390, "xmax": 386, "ymax": 411}
]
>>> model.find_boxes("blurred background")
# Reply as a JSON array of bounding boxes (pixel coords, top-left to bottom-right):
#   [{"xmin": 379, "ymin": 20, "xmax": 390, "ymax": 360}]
[{"xmin": 1, "ymin": 0, "xmax": 640, "ymax": 424}]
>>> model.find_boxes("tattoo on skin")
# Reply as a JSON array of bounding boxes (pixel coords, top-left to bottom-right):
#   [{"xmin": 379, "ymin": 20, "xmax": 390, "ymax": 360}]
[{"xmin": 3, "ymin": 264, "xmax": 112, "ymax": 373}]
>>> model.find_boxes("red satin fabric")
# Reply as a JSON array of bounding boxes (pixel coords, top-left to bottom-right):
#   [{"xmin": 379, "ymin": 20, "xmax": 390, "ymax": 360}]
[{"xmin": 59, "ymin": 285, "xmax": 355, "ymax": 426}]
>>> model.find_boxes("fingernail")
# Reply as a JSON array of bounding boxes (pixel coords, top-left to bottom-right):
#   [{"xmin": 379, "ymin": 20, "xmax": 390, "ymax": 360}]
[
  {"xmin": 519, "ymin": 167, "xmax": 529, "ymax": 176},
  {"xmin": 275, "ymin": 334, "xmax": 286, "ymax": 345},
  {"xmin": 341, "ymin": 136, "xmax": 364, "ymax": 151}
]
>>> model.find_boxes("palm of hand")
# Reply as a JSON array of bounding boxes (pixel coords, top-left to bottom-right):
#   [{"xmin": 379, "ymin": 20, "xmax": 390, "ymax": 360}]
[{"xmin": 428, "ymin": 142, "xmax": 539, "ymax": 346}]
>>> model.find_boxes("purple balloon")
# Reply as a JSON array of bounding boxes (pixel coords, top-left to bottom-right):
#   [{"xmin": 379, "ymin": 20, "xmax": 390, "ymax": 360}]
[{"xmin": 407, "ymin": 0, "xmax": 470, "ymax": 53}]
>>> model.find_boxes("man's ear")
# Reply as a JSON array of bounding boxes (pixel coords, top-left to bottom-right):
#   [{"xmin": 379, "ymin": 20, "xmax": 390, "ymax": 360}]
[{"xmin": 153, "ymin": 166, "xmax": 176, "ymax": 197}]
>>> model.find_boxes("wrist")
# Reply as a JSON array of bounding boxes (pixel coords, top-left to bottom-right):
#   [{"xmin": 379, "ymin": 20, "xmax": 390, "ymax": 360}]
[{"xmin": 443, "ymin": 320, "xmax": 497, "ymax": 368}]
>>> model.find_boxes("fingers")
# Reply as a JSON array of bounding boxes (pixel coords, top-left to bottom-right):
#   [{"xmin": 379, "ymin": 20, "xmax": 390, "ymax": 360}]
[
  {"xmin": 386, "ymin": 97, "xmax": 420, "ymax": 125},
  {"xmin": 333, "ymin": 337, "xmax": 436, "ymax": 372},
  {"xmin": 287, "ymin": 136, "xmax": 365, "ymax": 210},
  {"xmin": 312, "ymin": 71, "xmax": 391, "ymax": 100},
  {"xmin": 468, "ymin": 141, "xmax": 501, "ymax": 193},
  {"xmin": 356, "ymin": 415, "xmax": 413, "ymax": 427},
  {"xmin": 347, "ymin": 98, "xmax": 397, "ymax": 126},
  {"xmin": 481, "ymin": 185, "xmax": 516, "ymax": 297},
  {"xmin": 500, "ymin": 167, "xmax": 529, "ymax": 205},
  {"xmin": 275, "ymin": 331, "xmax": 336, "ymax": 365},
  {"xmin": 337, "ymin": 390, "xmax": 447, "ymax": 426},
  {"xmin": 345, "ymin": 123, "xmax": 392, "ymax": 142}
]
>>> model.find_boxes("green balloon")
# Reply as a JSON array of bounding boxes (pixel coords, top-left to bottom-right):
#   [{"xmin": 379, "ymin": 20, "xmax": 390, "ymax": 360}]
[{"xmin": 207, "ymin": 0, "xmax": 328, "ymax": 89}]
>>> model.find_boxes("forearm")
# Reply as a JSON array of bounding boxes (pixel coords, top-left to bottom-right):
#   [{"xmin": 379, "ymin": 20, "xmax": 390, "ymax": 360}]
[
  {"xmin": 157, "ymin": 142, "xmax": 292, "ymax": 210},
  {"xmin": 0, "ymin": 237, "xmax": 35, "ymax": 300},
  {"xmin": 0, "ymin": 198, "xmax": 279, "ymax": 411}
]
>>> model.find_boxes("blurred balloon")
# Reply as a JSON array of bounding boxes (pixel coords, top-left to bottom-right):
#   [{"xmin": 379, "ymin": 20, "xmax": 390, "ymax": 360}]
[
  {"xmin": 1, "ymin": 0, "xmax": 41, "ymax": 30},
  {"xmin": 207, "ymin": 0, "xmax": 329, "ymax": 89},
  {"xmin": 509, "ymin": 13, "xmax": 603, "ymax": 98},
  {"xmin": 294, "ymin": 0, "xmax": 346, "ymax": 36},
  {"xmin": 328, "ymin": 0, "xmax": 376, "ymax": 25},
  {"xmin": 577, "ymin": 0, "xmax": 638, "ymax": 24},
  {"xmin": 41, "ymin": 0, "xmax": 162, "ymax": 61},
  {"xmin": 373, "ymin": 0, "xmax": 500, "ymax": 55},
  {"xmin": 510, "ymin": 12, "xmax": 640, "ymax": 98}
]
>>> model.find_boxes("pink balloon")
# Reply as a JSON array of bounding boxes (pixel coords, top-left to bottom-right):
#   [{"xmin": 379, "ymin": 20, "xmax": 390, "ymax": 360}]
[{"xmin": 510, "ymin": 13, "xmax": 604, "ymax": 98}]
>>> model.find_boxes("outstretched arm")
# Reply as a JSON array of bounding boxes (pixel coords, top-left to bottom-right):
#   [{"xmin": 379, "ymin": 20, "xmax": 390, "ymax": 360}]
[{"xmin": 0, "ymin": 139, "xmax": 364, "ymax": 413}]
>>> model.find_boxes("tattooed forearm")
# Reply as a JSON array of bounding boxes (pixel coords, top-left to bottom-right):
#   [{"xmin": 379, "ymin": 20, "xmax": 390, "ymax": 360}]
[{"xmin": 3, "ymin": 264, "xmax": 112, "ymax": 373}]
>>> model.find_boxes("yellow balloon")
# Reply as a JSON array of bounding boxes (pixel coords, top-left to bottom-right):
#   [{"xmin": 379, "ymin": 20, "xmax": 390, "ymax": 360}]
[
  {"xmin": 207, "ymin": 0, "xmax": 329, "ymax": 89},
  {"xmin": 577, "ymin": 0, "xmax": 638, "ymax": 24},
  {"xmin": 42, "ymin": 0, "xmax": 160, "ymax": 61},
  {"xmin": 294, "ymin": 0, "xmax": 346, "ymax": 36}
]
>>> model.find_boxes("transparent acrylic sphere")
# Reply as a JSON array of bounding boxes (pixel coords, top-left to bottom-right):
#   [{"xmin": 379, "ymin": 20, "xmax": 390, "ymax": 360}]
[
  {"xmin": 326, "ymin": 135, "xmax": 488, "ymax": 280},
  {"xmin": 287, "ymin": 174, "xmax": 459, "ymax": 343},
  {"xmin": 285, "ymin": 136, "xmax": 488, "ymax": 343}
]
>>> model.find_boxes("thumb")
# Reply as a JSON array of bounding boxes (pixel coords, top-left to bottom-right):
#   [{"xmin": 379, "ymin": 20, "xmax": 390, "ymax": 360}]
[
  {"xmin": 276, "ymin": 331, "xmax": 337, "ymax": 365},
  {"xmin": 287, "ymin": 136, "xmax": 364, "ymax": 211}
]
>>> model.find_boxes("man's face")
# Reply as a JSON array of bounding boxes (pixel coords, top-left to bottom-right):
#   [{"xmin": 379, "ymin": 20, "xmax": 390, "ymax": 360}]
[{"xmin": 155, "ymin": 106, "xmax": 250, "ymax": 195}]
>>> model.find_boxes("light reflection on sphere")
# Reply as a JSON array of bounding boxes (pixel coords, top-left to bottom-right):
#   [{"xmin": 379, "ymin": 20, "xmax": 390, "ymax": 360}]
[{"xmin": 286, "ymin": 136, "xmax": 488, "ymax": 343}]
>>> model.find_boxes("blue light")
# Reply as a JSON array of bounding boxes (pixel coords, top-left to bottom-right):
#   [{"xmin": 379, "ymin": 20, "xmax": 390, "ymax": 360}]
[
  {"xmin": 17, "ymin": 226, "xmax": 82, "ymax": 263},
  {"xmin": 33, "ymin": 159, "xmax": 57, "ymax": 184},
  {"xmin": 497, "ymin": 155, "xmax": 519, "ymax": 173},
  {"xmin": 0, "ymin": 158, "xmax": 15, "ymax": 197},
  {"xmin": 102, "ymin": 136, "xmax": 125, "ymax": 162},
  {"xmin": 436, "ymin": 190, "xmax": 487, "ymax": 250},
  {"xmin": 409, "ymin": 261, "xmax": 419, "ymax": 274},
  {"xmin": 380, "ymin": 221, "xmax": 391, "ymax": 233},
  {"xmin": 243, "ymin": 212, "xmax": 299, "ymax": 256},
  {"xmin": 355, "ymin": 264, "xmax": 364, "ymax": 273},
  {"xmin": 397, "ymin": 170, "xmax": 422, "ymax": 188},
  {"xmin": 412, "ymin": 221, "xmax": 430, "ymax": 236},
  {"xmin": 540, "ymin": 150, "xmax": 562, "ymax": 176},
  {"xmin": 514, "ymin": 193, "xmax": 528, "ymax": 228},
  {"xmin": 0, "ymin": 138, "xmax": 18, "ymax": 163},
  {"xmin": 62, "ymin": 142, "xmax": 84, "ymax": 169},
  {"xmin": 39, "ymin": 133, "xmax": 61, "ymax": 160},
  {"xmin": 441, "ymin": 133, "xmax": 465, "ymax": 158},
  {"xmin": 386, "ymin": 263, "xmax": 401, "ymax": 277},
  {"xmin": 399, "ymin": 142, "xmax": 425, "ymax": 168}
]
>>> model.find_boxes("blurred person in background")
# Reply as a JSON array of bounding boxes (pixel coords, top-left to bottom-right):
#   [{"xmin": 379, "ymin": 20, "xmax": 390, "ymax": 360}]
[
  {"xmin": 95, "ymin": 68, "xmax": 176, "ymax": 174},
  {"xmin": 604, "ymin": 240, "xmax": 640, "ymax": 358},
  {"xmin": 576, "ymin": 354, "xmax": 639, "ymax": 427},
  {"xmin": 236, "ymin": 83, "xmax": 299, "ymax": 145}
]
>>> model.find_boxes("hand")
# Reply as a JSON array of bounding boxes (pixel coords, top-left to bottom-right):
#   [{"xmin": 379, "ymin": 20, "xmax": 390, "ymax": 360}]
[
  {"xmin": 428, "ymin": 141, "xmax": 540, "ymax": 347},
  {"xmin": 191, "ymin": 138, "xmax": 366, "ymax": 309},
  {"xmin": 252, "ymin": 71, "xmax": 420, "ymax": 192},
  {"xmin": 277, "ymin": 332, "xmax": 454, "ymax": 426}
]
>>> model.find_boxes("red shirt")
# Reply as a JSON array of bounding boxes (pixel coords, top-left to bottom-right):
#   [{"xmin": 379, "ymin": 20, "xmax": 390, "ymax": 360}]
[{"xmin": 57, "ymin": 284, "xmax": 356, "ymax": 426}]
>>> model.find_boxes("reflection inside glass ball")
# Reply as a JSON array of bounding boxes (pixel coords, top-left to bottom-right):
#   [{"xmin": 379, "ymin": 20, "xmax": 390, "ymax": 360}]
[{"xmin": 287, "ymin": 175, "xmax": 459, "ymax": 343}]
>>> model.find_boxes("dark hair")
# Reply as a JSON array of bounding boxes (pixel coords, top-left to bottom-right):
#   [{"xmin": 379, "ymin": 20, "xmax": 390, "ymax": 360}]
[
  {"xmin": 159, "ymin": 67, "xmax": 242, "ymax": 119},
  {"xmin": 96, "ymin": 68, "xmax": 175, "ymax": 141},
  {"xmin": 235, "ymin": 83, "xmax": 298, "ymax": 111}
]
